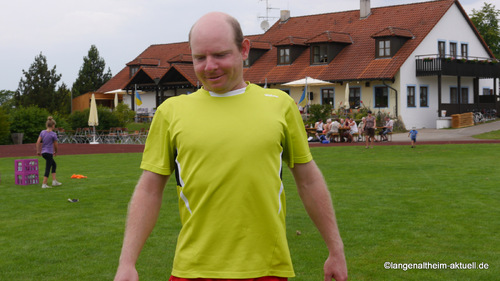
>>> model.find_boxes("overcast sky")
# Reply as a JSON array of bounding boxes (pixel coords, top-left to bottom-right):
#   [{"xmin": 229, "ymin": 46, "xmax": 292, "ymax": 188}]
[{"xmin": 0, "ymin": 0, "xmax": 494, "ymax": 91}]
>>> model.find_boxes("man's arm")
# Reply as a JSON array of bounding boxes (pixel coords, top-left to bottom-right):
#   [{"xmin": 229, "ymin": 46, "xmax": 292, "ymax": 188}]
[
  {"xmin": 114, "ymin": 170, "xmax": 169, "ymax": 281},
  {"xmin": 290, "ymin": 160, "xmax": 348, "ymax": 281}
]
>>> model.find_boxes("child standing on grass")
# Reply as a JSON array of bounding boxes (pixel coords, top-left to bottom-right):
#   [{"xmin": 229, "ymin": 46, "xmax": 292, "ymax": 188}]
[
  {"xmin": 408, "ymin": 127, "xmax": 418, "ymax": 148},
  {"xmin": 36, "ymin": 116, "xmax": 62, "ymax": 189}
]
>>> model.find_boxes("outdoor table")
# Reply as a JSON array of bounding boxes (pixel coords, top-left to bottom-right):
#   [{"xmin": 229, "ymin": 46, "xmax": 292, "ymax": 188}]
[{"xmin": 305, "ymin": 128, "xmax": 317, "ymax": 137}]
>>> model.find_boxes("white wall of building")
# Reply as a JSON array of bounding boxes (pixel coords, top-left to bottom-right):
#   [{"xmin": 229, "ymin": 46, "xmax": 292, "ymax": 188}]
[
  {"xmin": 398, "ymin": 3, "xmax": 495, "ymax": 129},
  {"xmin": 122, "ymin": 88, "xmax": 194, "ymax": 116}
]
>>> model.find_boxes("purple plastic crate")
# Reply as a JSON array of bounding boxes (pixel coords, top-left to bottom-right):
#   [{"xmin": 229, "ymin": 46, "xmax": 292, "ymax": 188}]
[
  {"xmin": 15, "ymin": 159, "xmax": 38, "ymax": 173},
  {"xmin": 15, "ymin": 173, "xmax": 39, "ymax": 185},
  {"xmin": 15, "ymin": 159, "xmax": 39, "ymax": 185}
]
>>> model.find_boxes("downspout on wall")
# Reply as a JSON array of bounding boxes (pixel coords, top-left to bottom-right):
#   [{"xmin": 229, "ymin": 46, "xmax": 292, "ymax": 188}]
[{"xmin": 383, "ymin": 80, "xmax": 398, "ymax": 117}]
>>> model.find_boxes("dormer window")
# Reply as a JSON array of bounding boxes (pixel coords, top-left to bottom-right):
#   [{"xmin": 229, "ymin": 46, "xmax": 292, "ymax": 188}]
[
  {"xmin": 279, "ymin": 47, "xmax": 291, "ymax": 65},
  {"xmin": 312, "ymin": 45, "xmax": 328, "ymax": 64},
  {"xmin": 306, "ymin": 31, "xmax": 352, "ymax": 65},
  {"xmin": 378, "ymin": 40, "xmax": 391, "ymax": 58},
  {"xmin": 245, "ymin": 40, "xmax": 271, "ymax": 67},
  {"xmin": 372, "ymin": 27, "xmax": 413, "ymax": 59},
  {"xmin": 274, "ymin": 37, "xmax": 308, "ymax": 65},
  {"xmin": 130, "ymin": 66, "xmax": 139, "ymax": 78}
]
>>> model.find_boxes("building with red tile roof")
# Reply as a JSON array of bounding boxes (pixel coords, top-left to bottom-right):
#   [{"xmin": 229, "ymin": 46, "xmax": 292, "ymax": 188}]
[{"xmin": 96, "ymin": 0, "xmax": 499, "ymax": 129}]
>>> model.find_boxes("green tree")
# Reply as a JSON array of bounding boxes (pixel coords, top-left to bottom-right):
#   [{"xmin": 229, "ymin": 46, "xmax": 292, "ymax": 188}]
[
  {"xmin": 8, "ymin": 106, "xmax": 50, "ymax": 143},
  {"xmin": 0, "ymin": 90, "xmax": 15, "ymax": 106},
  {"xmin": 55, "ymin": 83, "xmax": 72, "ymax": 114},
  {"xmin": 16, "ymin": 53, "xmax": 64, "ymax": 112},
  {"xmin": 470, "ymin": 3, "xmax": 500, "ymax": 57},
  {"xmin": 0, "ymin": 107, "xmax": 11, "ymax": 144},
  {"xmin": 72, "ymin": 45, "xmax": 113, "ymax": 97}
]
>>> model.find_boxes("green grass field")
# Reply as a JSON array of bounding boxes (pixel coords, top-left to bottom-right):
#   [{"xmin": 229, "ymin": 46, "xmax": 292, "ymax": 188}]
[{"xmin": 0, "ymin": 144, "xmax": 498, "ymax": 280}]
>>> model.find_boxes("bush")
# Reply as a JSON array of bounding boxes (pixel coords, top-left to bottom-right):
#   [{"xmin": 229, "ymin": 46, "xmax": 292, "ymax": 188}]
[
  {"xmin": 68, "ymin": 106, "xmax": 120, "ymax": 131},
  {"xmin": 68, "ymin": 110, "xmax": 88, "ymax": 130},
  {"xmin": 308, "ymin": 104, "xmax": 332, "ymax": 123},
  {"xmin": 9, "ymin": 106, "xmax": 50, "ymax": 143},
  {"xmin": 50, "ymin": 112, "xmax": 71, "ymax": 130},
  {"xmin": 96, "ymin": 106, "xmax": 119, "ymax": 130},
  {"xmin": 0, "ymin": 107, "xmax": 11, "ymax": 144},
  {"xmin": 113, "ymin": 103, "xmax": 135, "ymax": 127}
]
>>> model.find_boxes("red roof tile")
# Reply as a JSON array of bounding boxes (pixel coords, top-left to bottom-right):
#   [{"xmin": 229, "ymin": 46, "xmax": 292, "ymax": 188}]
[
  {"xmin": 371, "ymin": 27, "xmax": 414, "ymax": 38},
  {"xmin": 99, "ymin": 0, "xmax": 492, "ymax": 92},
  {"xmin": 305, "ymin": 31, "xmax": 353, "ymax": 44}
]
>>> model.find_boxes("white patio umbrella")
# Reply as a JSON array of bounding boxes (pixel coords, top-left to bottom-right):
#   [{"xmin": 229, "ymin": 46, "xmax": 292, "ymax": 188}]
[
  {"xmin": 88, "ymin": 93, "xmax": 99, "ymax": 144},
  {"xmin": 114, "ymin": 93, "xmax": 119, "ymax": 108},
  {"xmin": 283, "ymin": 77, "xmax": 333, "ymax": 113},
  {"xmin": 282, "ymin": 76, "xmax": 333, "ymax": 87},
  {"xmin": 105, "ymin": 89, "xmax": 127, "ymax": 94},
  {"xmin": 345, "ymin": 82, "xmax": 350, "ymax": 109}
]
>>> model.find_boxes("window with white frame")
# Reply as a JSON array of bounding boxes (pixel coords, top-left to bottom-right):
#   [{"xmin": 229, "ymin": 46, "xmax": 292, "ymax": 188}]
[
  {"xmin": 461, "ymin": 43, "xmax": 468, "ymax": 59},
  {"xmin": 461, "ymin": 88, "xmax": 469, "ymax": 104},
  {"xmin": 420, "ymin": 86, "xmax": 429, "ymax": 107},
  {"xmin": 450, "ymin": 42, "xmax": 457, "ymax": 58},
  {"xmin": 312, "ymin": 45, "xmax": 329, "ymax": 64},
  {"xmin": 349, "ymin": 87, "xmax": 361, "ymax": 108},
  {"xmin": 378, "ymin": 40, "xmax": 391, "ymax": 58},
  {"xmin": 278, "ymin": 48, "xmax": 290, "ymax": 65},
  {"xmin": 438, "ymin": 41, "xmax": 446, "ymax": 58},
  {"xmin": 407, "ymin": 86, "xmax": 416, "ymax": 107},
  {"xmin": 321, "ymin": 88, "xmax": 334, "ymax": 106},
  {"xmin": 375, "ymin": 86, "xmax": 389, "ymax": 108},
  {"xmin": 450, "ymin": 87, "xmax": 469, "ymax": 104}
]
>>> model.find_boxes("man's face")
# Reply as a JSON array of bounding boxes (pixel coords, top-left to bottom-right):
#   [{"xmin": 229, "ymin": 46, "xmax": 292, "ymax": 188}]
[{"xmin": 190, "ymin": 17, "xmax": 249, "ymax": 94}]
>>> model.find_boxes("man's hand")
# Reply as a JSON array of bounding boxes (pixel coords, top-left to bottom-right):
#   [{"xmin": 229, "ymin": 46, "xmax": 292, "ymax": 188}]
[
  {"xmin": 114, "ymin": 264, "xmax": 139, "ymax": 281},
  {"xmin": 324, "ymin": 252, "xmax": 348, "ymax": 281}
]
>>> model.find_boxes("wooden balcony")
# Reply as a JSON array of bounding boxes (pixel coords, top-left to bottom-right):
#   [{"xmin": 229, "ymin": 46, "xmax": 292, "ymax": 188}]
[{"xmin": 416, "ymin": 55, "xmax": 500, "ymax": 78}]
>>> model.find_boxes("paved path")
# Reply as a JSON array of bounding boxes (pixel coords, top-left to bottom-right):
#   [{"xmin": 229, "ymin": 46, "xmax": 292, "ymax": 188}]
[
  {"xmin": 309, "ymin": 120, "xmax": 500, "ymax": 147},
  {"xmin": 391, "ymin": 120, "xmax": 500, "ymax": 142}
]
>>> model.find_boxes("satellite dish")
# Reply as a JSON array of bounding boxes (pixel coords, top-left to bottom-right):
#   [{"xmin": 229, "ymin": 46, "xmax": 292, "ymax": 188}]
[{"xmin": 260, "ymin": 20, "xmax": 269, "ymax": 31}]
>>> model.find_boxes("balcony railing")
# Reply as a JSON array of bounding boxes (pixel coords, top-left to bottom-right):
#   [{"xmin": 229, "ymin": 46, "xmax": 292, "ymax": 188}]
[{"xmin": 416, "ymin": 55, "xmax": 500, "ymax": 78}]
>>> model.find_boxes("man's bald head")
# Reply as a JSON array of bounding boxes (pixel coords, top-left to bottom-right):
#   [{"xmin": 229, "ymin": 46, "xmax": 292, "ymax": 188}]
[{"xmin": 189, "ymin": 12, "xmax": 244, "ymax": 51}]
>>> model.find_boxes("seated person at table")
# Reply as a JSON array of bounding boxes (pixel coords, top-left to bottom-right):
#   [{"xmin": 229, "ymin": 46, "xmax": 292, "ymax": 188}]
[
  {"xmin": 315, "ymin": 119, "xmax": 331, "ymax": 141},
  {"xmin": 347, "ymin": 118, "xmax": 358, "ymax": 143},
  {"xmin": 379, "ymin": 116, "xmax": 394, "ymax": 141},
  {"xmin": 327, "ymin": 119, "xmax": 341, "ymax": 142},
  {"xmin": 314, "ymin": 119, "xmax": 324, "ymax": 134},
  {"xmin": 341, "ymin": 117, "xmax": 352, "ymax": 142},
  {"xmin": 358, "ymin": 117, "xmax": 365, "ymax": 141}
]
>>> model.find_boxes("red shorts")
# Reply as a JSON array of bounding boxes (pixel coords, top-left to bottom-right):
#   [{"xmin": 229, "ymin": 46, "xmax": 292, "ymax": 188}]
[{"xmin": 169, "ymin": 276, "xmax": 287, "ymax": 281}]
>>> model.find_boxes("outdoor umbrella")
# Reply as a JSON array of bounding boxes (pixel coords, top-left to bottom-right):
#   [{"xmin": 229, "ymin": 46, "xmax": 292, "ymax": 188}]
[
  {"xmin": 114, "ymin": 93, "xmax": 119, "ymax": 108},
  {"xmin": 283, "ymin": 77, "xmax": 333, "ymax": 113},
  {"xmin": 344, "ymin": 82, "xmax": 350, "ymax": 109},
  {"xmin": 282, "ymin": 77, "xmax": 333, "ymax": 87},
  {"xmin": 88, "ymin": 93, "xmax": 99, "ymax": 144},
  {"xmin": 105, "ymin": 89, "xmax": 127, "ymax": 94}
]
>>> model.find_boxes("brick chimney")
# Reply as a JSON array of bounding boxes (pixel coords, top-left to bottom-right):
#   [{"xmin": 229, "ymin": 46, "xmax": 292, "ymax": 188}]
[{"xmin": 360, "ymin": 0, "xmax": 371, "ymax": 19}]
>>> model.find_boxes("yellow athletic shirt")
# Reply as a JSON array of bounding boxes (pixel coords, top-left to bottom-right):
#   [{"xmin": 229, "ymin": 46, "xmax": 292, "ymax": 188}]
[{"xmin": 141, "ymin": 83, "xmax": 312, "ymax": 278}]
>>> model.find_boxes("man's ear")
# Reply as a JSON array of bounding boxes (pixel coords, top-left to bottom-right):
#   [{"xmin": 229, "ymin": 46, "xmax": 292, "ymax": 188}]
[{"xmin": 241, "ymin": 38, "xmax": 250, "ymax": 60}]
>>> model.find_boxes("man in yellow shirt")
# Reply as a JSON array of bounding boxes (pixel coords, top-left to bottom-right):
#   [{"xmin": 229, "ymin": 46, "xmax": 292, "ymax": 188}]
[{"xmin": 114, "ymin": 12, "xmax": 347, "ymax": 281}]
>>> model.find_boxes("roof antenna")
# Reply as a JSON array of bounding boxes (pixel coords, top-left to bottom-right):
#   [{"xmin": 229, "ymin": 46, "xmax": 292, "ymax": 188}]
[{"xmin": 258, "ymin": 0, "xmax": 279, "ymax": 31}]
